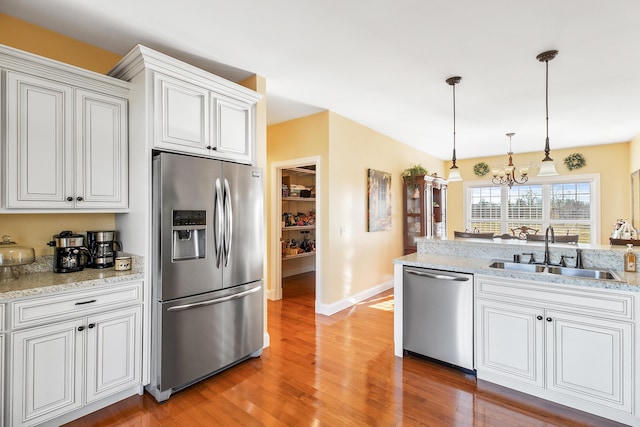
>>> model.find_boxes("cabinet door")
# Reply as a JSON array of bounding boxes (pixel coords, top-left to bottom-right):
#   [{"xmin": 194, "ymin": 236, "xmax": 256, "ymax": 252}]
[
  {"xmin": 546, "ymin": 310, "xmax": 632, "ymax": 412},
  {"xmin": 476, "ymin": 298, "xmax": 544, "ymax": 387},
  {"xmin": 85, "ymin": 306, "xmax": 141, "ymax": 403},
  {"xmin": 212, "ymin": 94, "xmax": 253, "ymax": 164},
  {"xmin": 75, "ymin": 89, "xmax": 128, "ymax": 208},
  {"xmin": 11, "ymin": 319, "xmax": 83, "ymax": 427},
  {"xmin": 402, "ymin": 177, "xmax": 425, "ymax": 254},
  {"xmin": 5, "ymin": 72, "xmax": 74, "ymax": 208},
  {"xmin": 0, "ymin": 334, "xmax": 4, "ymax": 427},
  {"xmin": 154, "ymin": 73, "xmax": 209, "ymax": 153}
]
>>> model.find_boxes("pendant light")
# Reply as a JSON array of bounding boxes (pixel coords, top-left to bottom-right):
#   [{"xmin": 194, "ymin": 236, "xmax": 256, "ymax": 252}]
[
  {"xmin": 446, "ymin": 76, "xmax": 462, "ymax": 182},
  {"xmin": 537, "ymin": 50, "xmax": 559, "ymax": 176}
]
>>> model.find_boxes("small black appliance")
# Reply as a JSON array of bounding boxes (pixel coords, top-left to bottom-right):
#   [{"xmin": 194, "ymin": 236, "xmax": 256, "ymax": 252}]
[
  {"xmin": 47, "ymin": 231, "xmax": 89, "ymax": 273},
  {"xmin": 86, "ymin": 230, "xmax": 123, "ymax": 268}
]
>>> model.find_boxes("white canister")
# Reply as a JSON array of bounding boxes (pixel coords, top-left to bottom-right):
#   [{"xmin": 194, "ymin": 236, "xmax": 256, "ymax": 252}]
[{"xmin": 114, "ymin": 256, "xmax": 132, "ymax": 271}]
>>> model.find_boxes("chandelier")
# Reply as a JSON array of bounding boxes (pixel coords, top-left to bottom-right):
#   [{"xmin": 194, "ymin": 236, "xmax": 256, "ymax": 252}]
[{"xmin": 492, "ymin": 132, "xmax": 533, "ymax": 188}]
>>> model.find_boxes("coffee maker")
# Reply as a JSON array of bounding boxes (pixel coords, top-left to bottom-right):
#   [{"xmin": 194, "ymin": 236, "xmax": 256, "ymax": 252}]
[
  {"xmin": 86, "ymin": 231, "xmax": 123, "ymax": 268},
  {"xmin": 47, "ymin": 231, "xmax": 89, "ymax": 273}
]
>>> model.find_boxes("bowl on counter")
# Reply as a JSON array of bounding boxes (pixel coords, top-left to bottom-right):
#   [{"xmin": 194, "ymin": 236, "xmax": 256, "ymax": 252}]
[{"xmin": 0, "ymin": 235, "xmax": 35, "ymax": 281}]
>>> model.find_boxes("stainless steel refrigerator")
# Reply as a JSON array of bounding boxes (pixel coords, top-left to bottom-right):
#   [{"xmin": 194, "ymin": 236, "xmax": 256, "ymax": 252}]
[{"xmin": 148, "ymin": 151, "xmax": 264, "ymax": 402}]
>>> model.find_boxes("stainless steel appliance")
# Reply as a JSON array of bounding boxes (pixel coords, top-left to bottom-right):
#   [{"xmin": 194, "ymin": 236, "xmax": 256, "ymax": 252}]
[
  {"xmin": 149, "ymin": 152, "xmax": 264, "ymax": 402},
  {"xmin": 47, "ymin": 231, "xmax": 90, "ymax": 273},
  {"xmin": 86, "ymin": 230, "xmax": 123, "ymax": 268},
  {"xmin": 403, "ymin": 267, "xmax": 474, "ymax": 372}
]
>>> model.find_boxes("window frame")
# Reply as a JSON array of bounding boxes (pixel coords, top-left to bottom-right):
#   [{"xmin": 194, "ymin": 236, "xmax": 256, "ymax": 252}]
[{"xmin": 463, "ymin": 173, "xmax": 601, "ymax": 244}]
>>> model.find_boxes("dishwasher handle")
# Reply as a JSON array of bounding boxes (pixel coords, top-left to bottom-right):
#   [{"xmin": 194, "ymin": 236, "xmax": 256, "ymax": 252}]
[{"xmin": 405, "ymin": 269, "xmax": 470, "ymax": 281}]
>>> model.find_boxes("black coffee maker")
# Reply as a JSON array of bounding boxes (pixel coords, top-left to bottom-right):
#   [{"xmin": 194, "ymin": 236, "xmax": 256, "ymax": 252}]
[
  {"xmin": 47, "ymin": 231, "xmax": 89, "ymax": 273},
  {"xmin": 86, "ymin": 231, "xmax": 123, "ymax": 268}
]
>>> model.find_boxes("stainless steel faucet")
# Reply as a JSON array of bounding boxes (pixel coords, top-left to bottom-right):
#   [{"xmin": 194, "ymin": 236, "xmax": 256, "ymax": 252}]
[{"xmin": 544, "ymin": 225, "xmax": 555, "ymax": 265}]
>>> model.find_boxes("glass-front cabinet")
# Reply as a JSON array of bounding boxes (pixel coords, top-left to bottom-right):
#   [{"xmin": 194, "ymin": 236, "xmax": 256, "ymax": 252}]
[{"xmin": 402, "ymin": 175, "xmax": 447, "ymax": 254}]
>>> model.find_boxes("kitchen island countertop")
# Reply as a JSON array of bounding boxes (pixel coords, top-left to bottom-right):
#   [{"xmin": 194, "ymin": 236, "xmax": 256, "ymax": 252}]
[{"xmin": 394, "ymin": 249, "xmax": 640, "ymax": 292}]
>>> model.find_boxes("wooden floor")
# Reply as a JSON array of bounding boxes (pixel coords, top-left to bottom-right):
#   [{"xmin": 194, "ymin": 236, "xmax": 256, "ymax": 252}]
[{"xmin": 66, "ymin": 272, "xmax": 624, "ymax": 426}]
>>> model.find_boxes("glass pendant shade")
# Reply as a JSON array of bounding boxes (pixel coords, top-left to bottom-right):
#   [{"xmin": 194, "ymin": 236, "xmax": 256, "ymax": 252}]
[
  {"xmin": 538, "ymin": 158, "xmax": 559, "ymax": 176},
  {"xmin": 448, "ymin": 165, "xmax": 462, "ymax": 182}
]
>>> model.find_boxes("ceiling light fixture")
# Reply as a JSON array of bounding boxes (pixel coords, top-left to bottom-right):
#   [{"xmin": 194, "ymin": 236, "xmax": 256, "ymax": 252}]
[
  {"xmin": 446, "ymin": 76, "xmax": 462, "ymax": 182},
  {"xmin": 537, "ymin": 49, "xmax": 559, "ymax": 176},
  {"xmin": 492, "ymin": 132, "xmax": 533, "ymax": 188}
]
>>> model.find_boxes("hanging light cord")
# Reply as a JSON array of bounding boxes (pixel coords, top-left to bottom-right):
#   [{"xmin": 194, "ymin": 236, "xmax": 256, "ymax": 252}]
[
  {"xmin": 536, "ymin": 50, "xmax": 558, "ymax": 161},
  {"xmin": 545, "ymin": 58, "xmax": 550, "ymax": 157},
  {"xmin": 452, "ymin": 82, "xmax": 457, "ymax": 164}
]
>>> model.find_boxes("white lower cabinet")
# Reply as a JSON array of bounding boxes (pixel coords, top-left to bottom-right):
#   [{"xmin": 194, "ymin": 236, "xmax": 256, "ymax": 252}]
[
  {"xmin": 9, "ymin": 282, "xmax": 142, "ymax": 427},
  {"xmin": 475, "ymin": 275, "xmax": 636, "ymax": 425},
  {"xmin": 12, "ymin": 319, "xmax": 84, "ymax": 425},
  {"xmin": 85, "ymin": 307, "xmax": 141, "ymax": 404},
  {"xmin": 0, "ymin": 304, "xmax": 5, "ymax": 427}
]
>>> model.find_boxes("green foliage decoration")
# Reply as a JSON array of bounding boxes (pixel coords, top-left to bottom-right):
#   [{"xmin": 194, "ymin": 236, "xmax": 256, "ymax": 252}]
[
  {"xmin": 401, "ymin": 164, "xmax": 429, "ymax": 188},
  {"xmin": 563, "ymin": 153, "xmax": 586, "ymax": 171},
  {"xmin": 473, "ymin": 162, "xmax": 490, "ymax": 177}
]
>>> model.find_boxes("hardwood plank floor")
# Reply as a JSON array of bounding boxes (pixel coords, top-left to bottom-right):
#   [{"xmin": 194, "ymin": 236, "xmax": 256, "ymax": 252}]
[{"xmin": 66, "ymin": 272, "xmax": 624, "ymax": 426}]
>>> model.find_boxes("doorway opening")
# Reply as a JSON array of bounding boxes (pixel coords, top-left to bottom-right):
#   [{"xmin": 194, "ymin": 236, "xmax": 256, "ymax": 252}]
[{"xmin": 270, "ymin": 156, "xmax": 321, "ymax": 311}]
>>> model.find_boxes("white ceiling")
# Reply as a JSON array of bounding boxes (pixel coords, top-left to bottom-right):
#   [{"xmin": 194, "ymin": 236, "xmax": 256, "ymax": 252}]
[{"xmin": 3, "ymin": 0, "xmax": 640, "ymax": 160}]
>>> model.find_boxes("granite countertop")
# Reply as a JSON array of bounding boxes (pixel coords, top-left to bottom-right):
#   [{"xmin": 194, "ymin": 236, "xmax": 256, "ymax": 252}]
[
  {"xmin": 0, "ymin": 255, "xmax": 144, "ymax": 301},
  {"xmin": 395, "ymin": 252, "xmax": 640, "ymax": 292}
]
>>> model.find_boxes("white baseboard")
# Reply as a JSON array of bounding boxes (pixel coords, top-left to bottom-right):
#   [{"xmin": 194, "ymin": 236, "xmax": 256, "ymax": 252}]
[
  {"xmin": 263, "ymin": 331, "xmax": 270, "ymax": 348},
  {"xmin": 266, "ymin": 289, "xmax": 278, "ymax": 300},
  {"xmin": 315, "ymin": 280, "xmax": 393, "ymax": 316}
]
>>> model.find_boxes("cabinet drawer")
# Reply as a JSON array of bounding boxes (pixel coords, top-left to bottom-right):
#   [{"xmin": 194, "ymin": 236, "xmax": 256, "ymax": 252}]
[
  {"xmin": 11, "ymin": 282, "xmax": 142, "ymax": 329},
  {"xmin": 475, "ymin": 275, "xmax": 634, "ymax": 320}
]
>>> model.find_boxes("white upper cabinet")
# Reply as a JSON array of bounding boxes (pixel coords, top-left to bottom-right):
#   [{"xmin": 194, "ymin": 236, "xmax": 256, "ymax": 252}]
[
  {"xmin": 0, "ymin": 45, "xmax": 130, "ymax": 211},
  {"xmin": 109, "ymin": 45, "xmax": 261, "ymax": 165},
  {"xmin": 212, "ymin": 94, "xmax": 253, "ymax": 164},
  {"xmin": 75, "ymin": 89, "xmax": 128, "ymax": 208},
  {"xmin": 5, "ymin": 72, "xmax": 74, "ymax": 208},
  {"xmin": 154, "ymin": 72, "xmax": 209, "ymax": 153}
]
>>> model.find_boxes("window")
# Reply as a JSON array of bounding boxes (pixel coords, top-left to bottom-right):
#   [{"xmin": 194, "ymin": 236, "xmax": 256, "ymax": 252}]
[{"xmin": 464, "ymin": 174, "xmax": 599, "ymax": 243}]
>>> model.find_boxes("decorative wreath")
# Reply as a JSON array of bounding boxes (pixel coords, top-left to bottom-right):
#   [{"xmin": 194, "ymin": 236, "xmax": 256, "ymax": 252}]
[
  {"xmin": 563, "ymin": 153, "xmax": 586, "ymax": 171},
  {"xmin": 473, "ymin": 162, "xmax": 490, "ymax": 177}
]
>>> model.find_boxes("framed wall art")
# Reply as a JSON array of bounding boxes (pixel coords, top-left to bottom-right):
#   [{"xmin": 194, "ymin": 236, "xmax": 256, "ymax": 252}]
[{"xmin": 368, "ymin": 168, "xmax": 392, "ymax": 232}]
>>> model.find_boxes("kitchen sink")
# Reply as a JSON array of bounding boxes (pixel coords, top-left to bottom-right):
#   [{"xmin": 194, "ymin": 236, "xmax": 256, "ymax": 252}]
[
  {"xmin": 488, "ymin": 260, "xmax": 620, "ymax": 281},
  {"xmin": 488, "ymin": 261, "xmax": 546, "ymax": 273},
  {"xmin": 546, "ymin": 266, "xmax": 619, "ymax": 280}
]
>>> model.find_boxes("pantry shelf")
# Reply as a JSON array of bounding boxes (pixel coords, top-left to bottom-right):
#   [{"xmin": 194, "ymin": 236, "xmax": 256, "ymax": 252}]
[
  {"xmin": 283, "ymin": 251, "xmax": 316, "ymax": 260},
  {"xmin": 282, "ymin": 225, "xmax": 315, "ymax": 231}
]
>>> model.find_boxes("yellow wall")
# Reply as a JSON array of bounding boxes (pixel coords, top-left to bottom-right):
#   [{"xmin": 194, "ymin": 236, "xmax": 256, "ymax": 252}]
[
  {"xmin": 0, "ymin": 14, "xmax": 122, "ymax": 73},
  {"xmin": 267, "ymin": 112, "xmax": 444, "ymax": 305},
  {"xmin": 326, "ymin": 113, "xmax": 443, "ymax": 303},
  {"xmin": 0, "ymin": 214, "xmax": 116, "ymax": 256},
  {"xmin": 447, "ymin": 142, "xmax": 631, "ymax": 243},
  {"xmin": 0, "ymin": 14, "xmax": 121, "ymax": 255},
  {"xmin": 630, "ymin": 133, "xmax": 640, "ymax": 173}
]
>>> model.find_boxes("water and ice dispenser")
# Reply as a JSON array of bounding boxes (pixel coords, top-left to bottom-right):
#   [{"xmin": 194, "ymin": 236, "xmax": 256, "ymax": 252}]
[{"xmin": 172, "ymin": 210, "xmax": 207, "ymax": 261}]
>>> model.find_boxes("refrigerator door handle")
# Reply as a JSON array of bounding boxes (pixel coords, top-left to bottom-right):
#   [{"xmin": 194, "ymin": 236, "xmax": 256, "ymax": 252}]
[
  {"xmin": 223, "ymin": 178, "xmax": 233, "ymax": 266},
  {"xmin": 166, "ymin": 286, "xmax": 261, "ymax": 312},
  {"xmin": 214, "ymin": 178, "xmax": 224, "ymax": 268}
]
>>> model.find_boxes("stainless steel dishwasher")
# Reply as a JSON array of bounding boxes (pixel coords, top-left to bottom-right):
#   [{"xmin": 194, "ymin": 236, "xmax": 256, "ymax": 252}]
[{"xmin": 403, "ymin": 266, "xmax": 474, "ymax": 372}]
